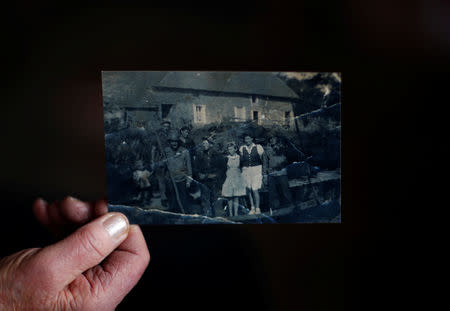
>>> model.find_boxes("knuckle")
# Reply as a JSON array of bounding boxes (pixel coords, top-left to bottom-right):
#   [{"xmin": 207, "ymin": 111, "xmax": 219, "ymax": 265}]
[
  {"xmin": 52, "ymin": 290, "xmax": 79, "ymax": 311},
  {"xmin": 84, "ymin": 265, "xmax": 112, "ymax": 297}
]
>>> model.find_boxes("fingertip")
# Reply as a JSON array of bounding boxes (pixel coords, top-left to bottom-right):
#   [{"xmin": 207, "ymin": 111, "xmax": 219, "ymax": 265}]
[
  {"xmin": 33, "ymin": 198, "xmax": 50, "ymax": 225},
  {"xmin": 35, "ymin": 197, "xmax": 48, "ymax": 205},
  {"xmin": 61, "ymin": 196, "xmax": 91, "ymax": 224},
  {"xmin": 47, "ymin": 200, "xmax": 64, "ymax": 226},
  {"xmin": 94, "ymin": 199, "xmax": 109, "ymax": 217},
  {"xmin": 102, "ymin": 212, "xmax": 130, "ymax": 242},
  {"xmin": 33, "ymin": 197, "xmax": 48, "ymax": 211}
]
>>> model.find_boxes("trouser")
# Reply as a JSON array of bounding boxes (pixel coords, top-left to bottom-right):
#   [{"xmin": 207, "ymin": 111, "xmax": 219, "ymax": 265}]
[
  {"xmin": 155, "ymin": 168, "xmax": 167, "ymax": 201},
  {"xmin": 199, "ymin": 180, "xmax": 217, "ymax": 217},
  {"xmin": 268, "ymin": 174, "xmax": 294, "ymax": 209},
  {"xmin": 166, "ymin": 180, "xmax": 192, "ymax": 214}
]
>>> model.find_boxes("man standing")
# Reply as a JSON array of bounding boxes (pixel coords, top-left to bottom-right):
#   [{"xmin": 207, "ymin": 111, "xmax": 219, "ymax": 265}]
[
  {"xmin": 150, "ymin": 120, "xmax": 172, "ymax": 207},
  {"xmin": 265, "ymin": 135, "xmax": 296, "ymax": 211},
  {"xmin": 159, "ymin": 120, "xmax": 171, "ymax": 142},
  {"xmin": 193, "ymin": 137, "xmax": 222, "ymax": 216},
  {"xmin": 164, "ymin": 130, "xmax": 193, "ymax": 214},
  {"xmin": 239, "ymin": 134, "xmax": 266, "ymax": 215},
  {"xmin": 179, "ymin": 126, "xmax": 195, "ymax": 151}
]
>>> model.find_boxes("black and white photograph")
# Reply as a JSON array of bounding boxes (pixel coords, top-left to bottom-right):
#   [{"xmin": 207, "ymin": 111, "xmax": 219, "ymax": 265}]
[{"xmin": 103, "ymin": 71, "xmax": 341, "ymax": 224}]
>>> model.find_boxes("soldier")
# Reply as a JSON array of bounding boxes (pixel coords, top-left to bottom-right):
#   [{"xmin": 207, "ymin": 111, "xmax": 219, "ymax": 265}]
[
  {"xmin": 265, "ymin": 135, "xmax": 296, "ymax": 211},
  {"xmin": 150, "ymin": 120, "xmax": 172, "ymax": 207},
  {"xmin": 193, "ymin": 137, "xmax": 223, "ymax": 217},
  {"xmin": 164, "ymin": 131, "xmax": 193, "ymax": 214},
  {"xmin": 158, "ymin": 120, "xmax": 172, "ymax": 148},
  {"xmin": 179, "ymin": 126, "xmax": 195, "ymax": 151}
]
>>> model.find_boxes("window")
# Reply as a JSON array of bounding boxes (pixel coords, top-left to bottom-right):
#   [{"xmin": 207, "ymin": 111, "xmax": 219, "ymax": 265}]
[
  {"xmin": 193, "ymin": 104, "xmax": 206, "ymax": 123},
  {"xmin": 234, "ymin": 106, "xmax": 246, "ymax": 121}
]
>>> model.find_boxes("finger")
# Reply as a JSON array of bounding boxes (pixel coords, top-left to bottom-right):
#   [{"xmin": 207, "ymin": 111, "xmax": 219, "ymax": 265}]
[
  {"xmin": 94, "ymin": 199, "xmax": 109, "ymax": 218},
  {"xmin": 31, "ymin": 212, "xmax": 130, "ymax": 291},
  {"xmin": 34, "ymin": 199, "xmax": 68, "ymax": 236},
  {"xmin": 104, "ymin": 225, "xmax": 150, "ymax": 287},
  {"xmin": 60, "ymin": 196, "xmax": 92, "ymax": 224},
  {"xmin": 34, "ymin": 197, "xmax": 110, "ymax": 238},
  {"xmin": 32, "ymin": 198, "xmax": 50, "ymax": 226},
  {"xmin": 35, "ymin": 199, "xmax": 71, "ymax": 236},
  {"xmin": 47, "ymin": 200, "xmax": 65, "ymax": 226},
  {"xmin": 80, "ymin": 225, "xmax": 150, "ymax": 306}
]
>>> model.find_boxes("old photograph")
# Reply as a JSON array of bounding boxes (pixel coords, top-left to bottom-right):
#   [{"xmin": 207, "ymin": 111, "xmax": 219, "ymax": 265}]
[{"xmin": 102, "ymin": 71, "xmax": 341, "ymax": 224}]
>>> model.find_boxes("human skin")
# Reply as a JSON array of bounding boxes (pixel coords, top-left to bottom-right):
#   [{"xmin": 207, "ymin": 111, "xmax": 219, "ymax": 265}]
[
  {"xmin": 180, "ymin": 129, "xmax": 189, "ymax": 138},
  {"xmin": 244, "ymin": 136, "xmax": 253, "ymax": 146},
  {"xmin": 170, "ymin": 140, "xmax": 179, "ymax": 150},
  {"xmin": 0, "ymin": 197, "xmax": 150, "ymax": 311},
  {"xmin": 202, "ymin": 140, "xmax": 210, "ymax": 150},
  {"xmin": 227, "ymin": 145, "xmax": 236, "ymax": 156}
]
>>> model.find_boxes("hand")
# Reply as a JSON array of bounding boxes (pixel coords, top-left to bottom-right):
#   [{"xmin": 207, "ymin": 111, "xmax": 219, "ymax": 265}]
[
  {"xmin": 263, "ymin": 175, "xmax": 268, "ymax": 186},
  {"xmin": 0, "ymin": 197, "xmax": 150, "ymax": 311}
]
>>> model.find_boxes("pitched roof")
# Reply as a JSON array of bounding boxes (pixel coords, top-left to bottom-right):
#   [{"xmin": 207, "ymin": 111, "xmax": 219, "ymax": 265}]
[
  {"xmin": 155, "ymin": 71, "xmax": 299, "ymax": 99},
  {"xmin": 102, "ymin": 71, "xmax": 168, "ymax": 105}
]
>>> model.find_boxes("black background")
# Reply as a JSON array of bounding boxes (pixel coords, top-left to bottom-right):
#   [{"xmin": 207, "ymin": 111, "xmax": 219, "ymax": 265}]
[{"xmin": 1, "ymin": 1, "xmax": 448, "ymax": 310}]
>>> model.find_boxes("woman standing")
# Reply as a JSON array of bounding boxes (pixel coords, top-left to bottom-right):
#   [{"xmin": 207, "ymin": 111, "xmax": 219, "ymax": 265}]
[{"xmin": 221, "ymin": 142, "xmax": 247, "ymax": 217}]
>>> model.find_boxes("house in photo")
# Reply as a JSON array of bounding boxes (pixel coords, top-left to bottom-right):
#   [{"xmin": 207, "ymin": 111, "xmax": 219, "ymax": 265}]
[
  {"xmin": 151, "ymin": 71, "xmax": 300, "ymax": 129},
  {"xmin": 102, "ymin": 72, "xmax": 301, "ymax": 130}
]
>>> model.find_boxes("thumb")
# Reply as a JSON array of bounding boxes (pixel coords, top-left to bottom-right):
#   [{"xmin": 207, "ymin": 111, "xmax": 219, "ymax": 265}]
[{"xmin": 32, "ymin": 212, "xmax": 130, "ymax": 291}]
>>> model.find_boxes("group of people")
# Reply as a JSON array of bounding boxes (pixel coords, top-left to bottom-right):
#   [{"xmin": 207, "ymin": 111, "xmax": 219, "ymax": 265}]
[{"xmin": 108, "ymin": 120, "xmax": 302, "ymax": 217}]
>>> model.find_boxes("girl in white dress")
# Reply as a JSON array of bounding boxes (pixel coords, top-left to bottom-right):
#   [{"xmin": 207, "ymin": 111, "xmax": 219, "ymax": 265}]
[{"xmin": 221, "ymin": 142, "xmax": 246, "ymax": 216}]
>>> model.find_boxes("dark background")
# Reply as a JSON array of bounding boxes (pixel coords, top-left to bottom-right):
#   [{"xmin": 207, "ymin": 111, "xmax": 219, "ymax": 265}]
[{"xmin": 1, "ymin": 1, "xmax": 448, "ymax": 310}]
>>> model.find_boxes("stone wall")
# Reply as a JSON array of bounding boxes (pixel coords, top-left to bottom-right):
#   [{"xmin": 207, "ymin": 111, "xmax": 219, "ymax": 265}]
[{"xmin": 166, "ymin": 93, "xmax": 295, "ymax": 129}]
